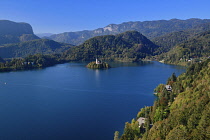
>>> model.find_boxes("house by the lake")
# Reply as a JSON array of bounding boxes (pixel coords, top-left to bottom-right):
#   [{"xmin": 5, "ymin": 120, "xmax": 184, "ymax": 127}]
[
  {"xmin": 166, "ymin": 85, "xmax": 172, "ymax": 91},
  {"xmin": 137, "ymin": 117, "xmax": 146, "ymax": 128}
]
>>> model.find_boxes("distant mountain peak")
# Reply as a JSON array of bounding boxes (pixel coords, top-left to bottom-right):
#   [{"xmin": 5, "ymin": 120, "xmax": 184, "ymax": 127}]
[{"xmin": 36, "ymin": 33, "xmax": 54, "ymax": 38}]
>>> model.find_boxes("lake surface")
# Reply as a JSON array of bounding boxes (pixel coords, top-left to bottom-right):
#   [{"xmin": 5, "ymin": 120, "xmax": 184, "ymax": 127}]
[{"xmin": 0, "ymin": 61, "xmax": 185, "ymax": 140}]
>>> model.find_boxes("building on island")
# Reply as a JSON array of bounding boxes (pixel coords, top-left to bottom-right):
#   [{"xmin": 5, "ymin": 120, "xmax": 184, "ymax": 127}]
[{"xmin": 96, "ymin": 58, "xmax": 102, "ymax": 64}]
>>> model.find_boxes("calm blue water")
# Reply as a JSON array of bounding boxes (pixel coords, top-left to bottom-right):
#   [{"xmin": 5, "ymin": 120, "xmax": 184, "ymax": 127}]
[{"xmin": 0, "ymin": 61, "xmax": 185, "ymax": 140}]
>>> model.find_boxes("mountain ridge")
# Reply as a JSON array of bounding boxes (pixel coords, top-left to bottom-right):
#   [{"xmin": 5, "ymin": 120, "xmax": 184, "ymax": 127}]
[
  {"xmin": 0, "ymin": 20, "xmax": 39, "ymax": 45},
  {"xmin": 152, "ymin": 22, "xmax": 210, "ymax": 52},
  {"xmin": 48, "ymin": 18, "xmax": 210, "ymax": 45}
]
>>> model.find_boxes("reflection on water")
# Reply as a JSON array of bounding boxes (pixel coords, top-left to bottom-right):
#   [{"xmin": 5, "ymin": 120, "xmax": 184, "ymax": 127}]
[{"xmin": 106, "ymin": 61, "xmax": 153, "ymax": 68}]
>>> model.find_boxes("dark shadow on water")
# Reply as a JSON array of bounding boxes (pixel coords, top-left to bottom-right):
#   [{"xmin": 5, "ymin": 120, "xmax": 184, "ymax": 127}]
[{"xmin": 108, "ymin": 61, "xmax": 153, "ymax": 68}]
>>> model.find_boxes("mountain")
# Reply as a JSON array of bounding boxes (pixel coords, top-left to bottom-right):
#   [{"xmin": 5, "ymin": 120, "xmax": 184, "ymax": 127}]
[
  {"xmin": 48, "ymin": 18, "xmax": 210, "ymax": 45},
  {"xmin": 36, "ymin": 33, "xmax": 54, "ymax": 38},
  {"xmin": 0, "ymin": 20, "xmax": 39, "ymax": 45},
  {"xmin": 62, "ymin": 31, "xmax": 159, "ymax": 62},
  {"xmin": 152, "ymin": 22, "xmax": 210, "ymax": 52},
  {"xmin": 117, "ymin": 59, "xmax": 210, "ymax": 140},
  {"xmin": 0, "ymin": 57, "xmax": 5, "ymax": 63},
  {"xmin": 158, "ymin": 30, "xmax": 210, "ymax": 65},
  {"xmin": 0, "ymin": 39, "xmax": 73, "ymax": 58}
]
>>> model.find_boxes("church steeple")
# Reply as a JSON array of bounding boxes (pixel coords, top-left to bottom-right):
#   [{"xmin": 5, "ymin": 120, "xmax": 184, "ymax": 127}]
[{"xmin": 96, "ymin": 58, "xmax": 101, "ymax": 64}]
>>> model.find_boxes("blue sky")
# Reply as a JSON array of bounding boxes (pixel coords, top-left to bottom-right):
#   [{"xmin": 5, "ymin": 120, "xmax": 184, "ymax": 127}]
[{"xmin": 0, "ymin": 0, "xmax": 210, "ymax": 34}]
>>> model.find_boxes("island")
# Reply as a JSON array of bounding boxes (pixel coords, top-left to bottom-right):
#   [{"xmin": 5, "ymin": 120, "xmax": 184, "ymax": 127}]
[{"xmin": 86, "ymin": 59, "xmax": 111, "ymax": 69}]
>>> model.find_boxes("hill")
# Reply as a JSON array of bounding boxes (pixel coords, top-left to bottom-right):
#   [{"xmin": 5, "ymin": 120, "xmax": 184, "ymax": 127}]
[
  {"xmin": 0, "ymin": 20, "xmax": 39, "ymax": 45},
  {"xmin": 0, "ymin": 57, "xmax": 5, "ymax": 63},
  {"xmin": 117, "ymin": 59, "xmax": 210, "ymax": 140},
  {"xmin": 48, "ymin": 18, "xmax": 210, "ymax": 45},
  {"xmin": 152, "ymin": 22, "xmax": 210, "ymax": 52},
  {"xmin": 62, "ymin": 31, "xmax": 159, "ymax": 62},
  {"xmin": 0, "ymin": 39, "xmax": 73, "ymax": 58},
  {"xmin": 158, "ymin": 31, "xmax": 210, "ymax": 65}
]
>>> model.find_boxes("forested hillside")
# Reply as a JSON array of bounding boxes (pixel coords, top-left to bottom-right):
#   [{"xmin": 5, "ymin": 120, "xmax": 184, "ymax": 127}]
[
  {"xmin": 117, "ymin": 59, "xmax": 210, "ymax": 140},
  {"xmin": 48, "ymin": 18, "xmax": 210, "ymax": 45},
  {"xmin": 0, "ymin": 39, "xmax": 73, "ymax": 58},
  {"xmin": 152, "ymin": 22, "xmax": 210, "ymax": 52},
  {"xmin": 157, "ymin": 31, "xmax": 210, "ymax": 65},
  {"xmin": 62, "ymin": 31, "xmax": 159, "ymax": 62},
  {"xmin": 0, "ymin": 54, "xmax": 64, "ymax": 72}
]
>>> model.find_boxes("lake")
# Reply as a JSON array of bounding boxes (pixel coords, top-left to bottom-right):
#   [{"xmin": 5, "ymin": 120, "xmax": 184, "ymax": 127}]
[{"xmin": 0, "ymin": 61, "xmax": 185, "ymax": 140}]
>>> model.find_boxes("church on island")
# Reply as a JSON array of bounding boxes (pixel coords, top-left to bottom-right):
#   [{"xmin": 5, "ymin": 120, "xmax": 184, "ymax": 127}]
[
  {"xmin": 86, "ymin": 58, "xmax": 110, "ymax": 69},
  {"xmin": 96, "ymin": 58, "xmax": 102, "ymax": 64}
]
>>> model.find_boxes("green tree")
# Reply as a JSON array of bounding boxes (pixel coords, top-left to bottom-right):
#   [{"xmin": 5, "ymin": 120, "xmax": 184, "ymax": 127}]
[{"xmin": 114, "ymin": 131, "xmax": 120, "ymax": 140}]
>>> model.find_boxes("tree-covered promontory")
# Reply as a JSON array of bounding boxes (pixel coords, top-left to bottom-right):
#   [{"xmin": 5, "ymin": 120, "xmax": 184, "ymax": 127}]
[
  {"xmin": 116, "ymin": 59, "xmax": 210, "ymax": 140},
  {"xmin": 0, "ymin": 54, "xmax": 65, "ymax": 72}
]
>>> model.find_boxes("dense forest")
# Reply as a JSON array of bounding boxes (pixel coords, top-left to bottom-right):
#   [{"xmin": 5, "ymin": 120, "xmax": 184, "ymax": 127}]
[
  {"xmin": 116, "ymin": 59, "xmax": 210, "ymax": 140},
  {"xmin": 157, "ymin": 31, "xmax": 210, "ymax": 65},
  {"xmin": 0, "ymin": 54, "xmax": 64, "ymax": 72},
  {"xmin": 63, "ymin": 31, "xmax": 159, "ymax": 62},
  {"xmin": 0, "ymin": 39, "xmax": 73, "ymax": 58},
  {"xmin": 152, "ymin": 22, "xmax": 210, "ymax": 52}
]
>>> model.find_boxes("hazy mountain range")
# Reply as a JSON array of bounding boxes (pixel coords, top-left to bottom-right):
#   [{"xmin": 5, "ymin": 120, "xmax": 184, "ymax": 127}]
[
  {"xmin": 36, "ymin": 33, "xmax": 54, "ymax": 38},
  {"xmin": 47, "ymin": 18, "xmax": 210, "ymax": 45}
]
